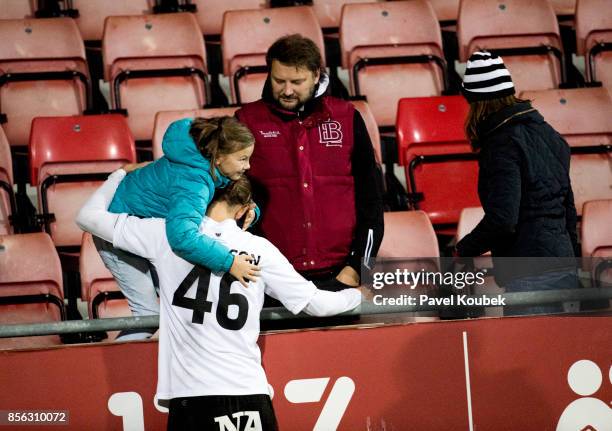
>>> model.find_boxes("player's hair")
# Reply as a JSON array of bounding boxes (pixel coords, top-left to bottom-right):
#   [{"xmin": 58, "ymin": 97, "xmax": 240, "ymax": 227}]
[
  {"xmin": 215, "ymin": 175, "xmax": 253, "ymax": 208},
  {"xmin": 266, "ymin": 34, "xmax": 324, "ymax": 76},
  {"xmin": 464, "ymin": 95, "xmax": 529, "ymax": 150},
  {"xmin": 189, "ymin": 116, "xmax": 255, "ymax": 181}
]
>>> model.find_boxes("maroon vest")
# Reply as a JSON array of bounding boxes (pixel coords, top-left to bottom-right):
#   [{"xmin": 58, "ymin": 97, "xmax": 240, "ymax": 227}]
[{"xmin": 237, "ymin": 96, "xmax": 356, "ymax": 272}]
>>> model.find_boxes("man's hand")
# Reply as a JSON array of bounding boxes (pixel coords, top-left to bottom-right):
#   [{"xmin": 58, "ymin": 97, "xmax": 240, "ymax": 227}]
[
  {"xmin": 241, "ymin": 203, "xmax": 257, "ymax": 231},
  {"xmin": 335, "ymin": 266, "xmax": 360, "ymax": 287},
  {"xmin": 357, "ymin": 285, "xmax": 374, "ymax": 301},
  {"xmin": 123, "ymin": 161, "xmax": 151, "ymax": 174}
]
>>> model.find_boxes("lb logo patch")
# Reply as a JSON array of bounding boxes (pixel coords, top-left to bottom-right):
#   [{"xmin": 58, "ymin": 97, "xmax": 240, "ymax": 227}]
[{"xmin": 318, "ymin": 121, "xmax": 343, "ymax": 147}]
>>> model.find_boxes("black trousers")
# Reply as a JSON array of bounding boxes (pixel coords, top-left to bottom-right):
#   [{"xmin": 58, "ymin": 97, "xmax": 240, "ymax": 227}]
[{"xmin": 167, "ymin": 394, "xmax": 278, "ymax": 431}]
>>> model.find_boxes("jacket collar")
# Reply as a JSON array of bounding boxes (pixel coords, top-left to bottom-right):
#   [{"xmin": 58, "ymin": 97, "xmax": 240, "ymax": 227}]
[
  {"xmin": 260, "ymin": 73, "xmax": 332, "ymax": 128},
  {"xmin": 477, "ymin": 101, "xmax": 542, "ymax": 139}
]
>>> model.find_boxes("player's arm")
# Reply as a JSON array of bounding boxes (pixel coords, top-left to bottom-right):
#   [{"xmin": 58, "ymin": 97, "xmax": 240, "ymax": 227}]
[
  {"xmin": 76, "ymin": 169, "xmax": 165, "ymax": 260},
  {"xmin": 262, "ymin": 243, "xmax": 362, "ymax": 316}
]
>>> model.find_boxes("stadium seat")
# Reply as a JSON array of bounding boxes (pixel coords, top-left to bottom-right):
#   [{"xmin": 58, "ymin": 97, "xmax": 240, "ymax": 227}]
[
  {"xmin": 192, "ymin": 0, "xmax": 267, "ymax": 36},
  {"xmin": 576, "ymin": 0, "xmax": 612, "ymax": 88},
  {"xmin": 152, "ymin": 107, "xmax": 240, "ymax": 160},
  {"xmin": 222, "ymin": 6, "xmax": 324, "ymax": 104},
  {"xmin": 29, "ymin": 115, "xmax": 136, "ymax": 248},
  {"xmin": 396, "ymin": 96, "xmax": 478, "ymax": 231},
  {"xmin": 79, "ymin": 233, "xmax": 129, "ymax": 339},
  {"xmin": 551, "ymin": 0, "xmax": 576, "ymax": 16},
  {"xmin": 379, "ymin": 210, "xmax": 439, "ymax": 259},
  {"xmin": 0, "ymin": 18, "xmax": 91, "ymax": 148},
  {"xmin": 349, "ymin": 100, "xmax": 383, "ymax": 165},
  {"xmin": 102, "ymin": 13, "xmax": 209, "ymax": 141},
  {"xmin": 0, "ymin": 0, "xmax": 36, "ymax": 19},
  {"xmin": 0, "ymin": 232, "xmax": 64, "ymax": 349},
  {"xmin": 389, "ymin": 0, "xmax": 460, "ymax": 23},
  {"xmin": 0, "ymin": 127, "xmax": 15, "ymax": 235},
  {"xmin": 458, "ymin": 0, "xmax": 564, "ymax": 92},
  {"xmin": 312, "ymin": 0, "xmax": 378, "ymax": 29},
  {"xmin": 339, "ymin": 0, "xmax": 447, "ymax": 128},
  {"xmin": 521, "ymin": 87, "xmax": 612, "ymax": 214},
  {"xmin": 73, "ymin": 0, "xmax": 155, "ymax": 41},
  {"xmin": 581, "ymin": 200, "xmax": 612, "ymax": 302},
  {"xmin": 455, "ymin": 206, "xmax": 503, "ymax": 316}
]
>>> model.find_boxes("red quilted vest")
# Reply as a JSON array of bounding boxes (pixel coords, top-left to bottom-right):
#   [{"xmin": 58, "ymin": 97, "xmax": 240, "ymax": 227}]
[{"xmin": 237, "ymin": 96, "xmax": 356, "ymax": 272}]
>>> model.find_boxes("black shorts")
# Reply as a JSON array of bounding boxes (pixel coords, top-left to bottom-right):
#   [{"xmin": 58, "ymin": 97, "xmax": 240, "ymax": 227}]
[{"xmin": 167, "ymin": 394, "xmax": 278, "ymax": 431}]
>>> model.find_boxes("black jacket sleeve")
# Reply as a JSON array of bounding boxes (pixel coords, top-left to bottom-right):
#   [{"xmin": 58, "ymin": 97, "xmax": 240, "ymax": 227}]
[
  {"xmin": 564, "ymin": 182, "xmax": 580, "ymax": 257},
  {"xmin": 456, "ymin": 139, "xmax": 521, "ymax": 257},
  {"xmin": 347, "ymin": 111, "xmax": 385, "ymax": 273}
]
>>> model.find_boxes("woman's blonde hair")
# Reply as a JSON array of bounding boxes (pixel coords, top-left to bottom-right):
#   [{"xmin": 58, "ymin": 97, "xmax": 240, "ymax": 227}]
[
  {"xmin": 189, "ymin": 116, "xmax": 255, "ymax": 180},
  {"xmin": 464, "ymin": 95, "xmax": 528, "ymax": 150}
]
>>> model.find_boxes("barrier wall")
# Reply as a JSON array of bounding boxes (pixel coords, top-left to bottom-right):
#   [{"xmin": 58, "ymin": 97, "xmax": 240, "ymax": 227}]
[{"xmin": 0, "ymin": 316, "xmax": 610, "ymax": 430}]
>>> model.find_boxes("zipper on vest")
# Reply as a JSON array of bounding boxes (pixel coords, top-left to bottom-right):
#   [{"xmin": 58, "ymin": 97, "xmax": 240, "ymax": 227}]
[{"xmin": 364, "ymin": 228, "xmax": 374, "ymax": 270}]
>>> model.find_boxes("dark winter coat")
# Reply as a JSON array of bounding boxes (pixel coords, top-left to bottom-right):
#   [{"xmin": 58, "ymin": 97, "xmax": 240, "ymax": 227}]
[{"xmin": 456, "ymin": 102, "xmax": 579, "ymax": 265}]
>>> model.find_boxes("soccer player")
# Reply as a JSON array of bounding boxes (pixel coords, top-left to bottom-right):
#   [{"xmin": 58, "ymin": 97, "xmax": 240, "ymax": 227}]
[{"xmin": 76, "ymin": 170, "xmax": 363, "ymax": 431}]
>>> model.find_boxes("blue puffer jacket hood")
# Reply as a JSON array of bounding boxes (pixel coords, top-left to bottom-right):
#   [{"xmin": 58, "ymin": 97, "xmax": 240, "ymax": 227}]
[{"xmin": 162, "ymin": 118, "xmax": 229, "ymax": 188}]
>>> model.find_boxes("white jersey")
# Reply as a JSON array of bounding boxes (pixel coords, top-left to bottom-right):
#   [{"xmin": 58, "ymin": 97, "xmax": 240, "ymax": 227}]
[{"xmin": 112, "ymin": 214, "xmax": 330, "ymax": 400}]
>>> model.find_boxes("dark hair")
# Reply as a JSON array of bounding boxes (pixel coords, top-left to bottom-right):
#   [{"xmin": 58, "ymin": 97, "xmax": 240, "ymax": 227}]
[
  {"xmin": 464, "ymin": 95, "xmax": 530, "ymax": 150},
  {"xmin": 213, "ymin": 175, "xmax": 253, "ymax": 208},
  {"xmin": 189, "ymin": 116, "xmax": 254, "ymax": 180},
  {"xmin": 265, "ymin": 34, "xmax": 324, "ymax": 75}
]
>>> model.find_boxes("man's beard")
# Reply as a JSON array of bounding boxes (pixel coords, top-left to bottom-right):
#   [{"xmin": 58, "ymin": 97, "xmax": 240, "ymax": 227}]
[{"xmin": 274, "ymin": 85, "xmax": 316, "ymax": 112}]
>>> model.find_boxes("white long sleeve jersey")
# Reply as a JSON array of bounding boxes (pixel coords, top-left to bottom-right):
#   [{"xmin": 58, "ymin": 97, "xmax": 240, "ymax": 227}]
[{"xmin": 76, "ymin": 170, "xmax": 362, "ymax": 401}]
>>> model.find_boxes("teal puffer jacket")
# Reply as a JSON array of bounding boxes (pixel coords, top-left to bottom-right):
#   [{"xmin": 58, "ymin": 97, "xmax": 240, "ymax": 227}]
[{"xmin": 109, "ymin": 118, "xmax": 234, "ymax": 272}]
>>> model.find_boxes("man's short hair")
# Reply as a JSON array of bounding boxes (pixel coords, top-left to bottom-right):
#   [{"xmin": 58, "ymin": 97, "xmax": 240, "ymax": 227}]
[{"xmin": 265, "ymin": 34, "xmax": 324, "ymax": 75}]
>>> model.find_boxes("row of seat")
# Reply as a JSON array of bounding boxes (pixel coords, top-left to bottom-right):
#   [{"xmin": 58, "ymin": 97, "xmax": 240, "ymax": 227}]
[
  {"xmin": 0, "ymin": 0, "xmax": 589, "ymax": 36},
  {"xmin": 1, "ymin": 86, "xmax": 610, "ymax": 241},
  {"xmin": 0, "ymin": 99, "xmax": 380, "ymax": 243},
  {"xmin": 1, "ymin": 0, "xmax": 610, "ymax": 145},
  {"xmin": 2, "ymin": 196, "xmax": 611, "ymax": 348}
]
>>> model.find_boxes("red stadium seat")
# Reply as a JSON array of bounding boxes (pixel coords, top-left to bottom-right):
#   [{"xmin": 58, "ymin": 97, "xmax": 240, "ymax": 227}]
[
  {"xmin": 0, "ymin": 18, "xmax": 91, "ymax": 147},
  {"xmin": 73, "ymin": 0, "xmax": 155, "ymax": 41},
  {"xmin": 0, "ymin": 232, "xmax": 64, "ymax": 349},
  {"xmin": 340, "ymin": 0, "xmax": 446, "ymax": 128},
  {"xmin": 29, "ymin": 115, "xmax": 136, "ymax": 248},
  {"xmin": 379, "ymin": 211, "xmax": 439, "ymax": 259},
  {"xmin": 192, "ymin": 0, "xmax": 267, "ymax": 36},
  {"xmin": 102, "ymin": 13, "xmax": 208, "ymax": 141},
  {"xmin": 455, "ymin": 206, "xmax": 503, "ymax": 316},
  {"xmin": 396, "ymin": 96, "xmax": 478, "ymax": 231},
  {"xmin": 521, "ymin": 87, "xmax": 612, "ymax": 214},
  {"xmin": 576, "ymin": 0, "xmax": 612, "ymax": 88},
  {"xmin": 0, "ymin": 0, "xmax": 36, "ymax": 19},
  {"xmin": 552, "ymin": 0, "xmax": 576, "ymax": 16},
  {"xmin": 222, "ymin": 6, "xmax": 324, "ymax": 104},
  {"xmin": 581, "ymin": 200, "xmax": 612, "ymax": 302},
  {"xmin": 349, "ymin": 100, "xmax": 383, "ymax": 165},
  {"xmin": 389, "ymin": 0, "xmax": 461, "ymax": 23},
  {"xmin": 152, "ymin": 107, "xmax": 240, "ymax": 160},
  {"xmin": 312, "ymin": 0, "xmax": 378, "ymax": 29},
  {"xmin": 0, "ymin": 127, "xmax": 15, "ymax": 235},
  {"xmin": 79, "ymin": 233, "xmax": 129, "ymax": 339},
  {"xmin": 458, "ymin": 0, "xmax": 564, "ymax": 92}
]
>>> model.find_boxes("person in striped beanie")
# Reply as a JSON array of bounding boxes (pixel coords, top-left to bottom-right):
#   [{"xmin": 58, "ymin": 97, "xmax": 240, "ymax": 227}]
[{"xmin": 456, "ymin": 51, "xmax": 580, "ymax": 316}]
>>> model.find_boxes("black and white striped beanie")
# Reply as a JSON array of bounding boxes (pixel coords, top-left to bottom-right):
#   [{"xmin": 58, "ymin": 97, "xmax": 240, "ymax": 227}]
[{"xmin": 461, "ymin": 51, "xmax": 515, "ymax": 103}]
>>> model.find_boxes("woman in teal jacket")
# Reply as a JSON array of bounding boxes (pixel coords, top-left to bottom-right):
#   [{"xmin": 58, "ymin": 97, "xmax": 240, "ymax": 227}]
[{"xmin": 92, "ymin": 116, "xmax": 259, "ymax": 340}]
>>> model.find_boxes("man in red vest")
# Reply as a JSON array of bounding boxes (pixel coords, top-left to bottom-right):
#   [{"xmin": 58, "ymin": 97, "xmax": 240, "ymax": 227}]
[{"xmin": 237, "ymin": 34, "xmax": 384, "ymax": 291}]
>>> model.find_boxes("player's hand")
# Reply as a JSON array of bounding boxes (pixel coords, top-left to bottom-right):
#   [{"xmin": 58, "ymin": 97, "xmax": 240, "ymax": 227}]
[
  {"xmin": 230, "ymin": 254, "xmax": 260, "ymax": 287},
  {"xmin": 241, "ymin": 203, "xmax": 257, "ymax": 231},
  {"xmin": 123, "ymin": 161, "xmax": 151, "ymax": 173},
  {"xmin": 335, "ymin": 266, "xmax": 360, "ymax": 287},
  {"xmin": 358, "ymin": 285, "xmax": 374, "ymax": 301}
]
